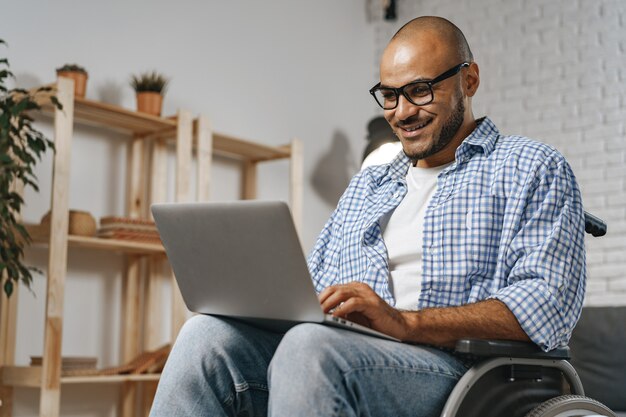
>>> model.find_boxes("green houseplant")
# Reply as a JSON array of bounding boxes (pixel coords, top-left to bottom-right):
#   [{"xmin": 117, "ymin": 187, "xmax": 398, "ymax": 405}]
[
  {"xmin": 1, "ymin": 39, "xmax": 62, "ymax": 297},
  {"xmin": 56, "ymin": 63, "xmax": 88, "ymax": 98},
  {"xmin": 130, "ymin": 70, "xmax": 169, "ymax": 116}
]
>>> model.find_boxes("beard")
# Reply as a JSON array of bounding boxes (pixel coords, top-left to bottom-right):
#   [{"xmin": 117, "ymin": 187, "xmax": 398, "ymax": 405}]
[{"xmin": 403, "ymin": 92, "xmax": 465, "ymax": 162}]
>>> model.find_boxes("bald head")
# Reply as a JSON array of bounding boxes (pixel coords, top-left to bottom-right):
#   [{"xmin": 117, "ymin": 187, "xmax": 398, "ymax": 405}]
[
  {"xmin": 377, "ymin": 16, "xmax": 480, "ymax": 167},
  {"xmin": 391, "ymin": 16, "xmax": 473, "ymax": 64}
]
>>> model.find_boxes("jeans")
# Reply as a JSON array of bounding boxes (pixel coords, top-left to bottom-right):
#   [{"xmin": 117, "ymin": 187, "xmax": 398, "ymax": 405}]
[{"xmin": 149, "ymin": 315, "xmax": 470, "ymax": 417}]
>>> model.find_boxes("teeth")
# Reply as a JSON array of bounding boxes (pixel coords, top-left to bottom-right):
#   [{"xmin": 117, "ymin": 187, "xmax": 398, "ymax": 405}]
[{"xmin": 405, "ymin": 120, "xmax": 429, "ymax": 131}]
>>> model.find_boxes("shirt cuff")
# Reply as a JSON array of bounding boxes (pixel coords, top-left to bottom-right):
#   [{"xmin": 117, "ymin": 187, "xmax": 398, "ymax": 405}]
[{"xmin": 490, "ymin": 279, "xmax": 570, "ymax": 352}]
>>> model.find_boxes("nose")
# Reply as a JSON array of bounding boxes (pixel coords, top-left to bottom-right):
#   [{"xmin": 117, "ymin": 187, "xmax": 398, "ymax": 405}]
[{"xmin": 394, "ymin": 94, "xmax": 420, "ymax": 122}]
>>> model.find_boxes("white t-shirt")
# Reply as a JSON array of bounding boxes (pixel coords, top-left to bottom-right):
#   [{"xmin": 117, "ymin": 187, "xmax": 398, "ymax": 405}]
[{"xmin": 380, "ymin": 162, "xmax": 451, "ymax": 310}]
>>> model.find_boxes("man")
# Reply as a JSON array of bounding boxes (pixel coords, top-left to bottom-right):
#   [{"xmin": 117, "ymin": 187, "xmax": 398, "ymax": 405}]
[{"xmin": 150, "ymin": 16, "xmax": 585, "ymax": 417}]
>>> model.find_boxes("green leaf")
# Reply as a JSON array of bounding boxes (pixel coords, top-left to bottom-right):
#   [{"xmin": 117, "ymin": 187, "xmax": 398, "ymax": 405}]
[
  {"xmin": 49, "ymin": 95, "xmax": 63, "ymax": 110},
  {"xmin": 8, "ymin": 200, "xmax": 20, "ymax": 212},
  {"xmin": 18, "ymin": 263, "xmax": 32, "ymax": 280},
  {"xmin": 21, "ymin": 177, "xmax": 37, "ymax": 190},
  {"xmin": 3, "ymin": 279, "xmax": 13, "ymax": 298},
  {"xmin": 7, "ymin": 264, "xmax": 17, "ymax": 280},
  {"xmin": 11, "ymin": 97, "xmax": 30, "ymax": 116},
  {"xmin": 9, "ymin": 191, "xmax": 23, "ymax": 204},
  {"xmin": 0, "ymin": 111, "xmax": 10, "ymax": 126},
  {"xmin": 14, "ymin": 223, "xmax": 30, "ymax": 242},
  {"xmin": 0, "ymin": 69, "xmax": 14, "ymax": 80}
]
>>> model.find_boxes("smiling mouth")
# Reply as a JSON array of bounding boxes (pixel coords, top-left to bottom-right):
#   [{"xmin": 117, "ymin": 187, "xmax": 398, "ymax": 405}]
[{"xmin": 400, "ymin": 118, "xmax": 432, "ymax": 133}]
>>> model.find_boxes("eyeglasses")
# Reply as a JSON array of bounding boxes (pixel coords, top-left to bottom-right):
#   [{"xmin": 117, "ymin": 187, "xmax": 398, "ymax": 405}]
[{"xmin": 369, "ymin": 62, "xmax": 470, "ymax": 110}]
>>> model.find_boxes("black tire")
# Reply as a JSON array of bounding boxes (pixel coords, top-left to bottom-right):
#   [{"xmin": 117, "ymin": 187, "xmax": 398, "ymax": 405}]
[{"xmin": 524, "ymin": 395, "xmax": 616, "ymax": 417}]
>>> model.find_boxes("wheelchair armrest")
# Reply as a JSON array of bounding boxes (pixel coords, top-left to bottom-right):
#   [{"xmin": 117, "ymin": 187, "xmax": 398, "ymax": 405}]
[
  {"xmin": 455, "ymin": 339, "xmax": 570, "ymax": 360},
  {"xmin": 584, "ymin": 211, "xmax": 607, "ymax": 237}
]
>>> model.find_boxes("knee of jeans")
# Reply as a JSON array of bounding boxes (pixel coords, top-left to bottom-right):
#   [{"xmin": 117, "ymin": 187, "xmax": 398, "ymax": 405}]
[
  {"xmin": 173, "ymin": 315, "xmax": 240, "ymax": 361},
  {"xmin": 177, "ymin": 314, "xmax": 217, "ymax": 343},
  {"xmin": 269, "ymin": 324, "xmax": 345, "ymax": 377}
]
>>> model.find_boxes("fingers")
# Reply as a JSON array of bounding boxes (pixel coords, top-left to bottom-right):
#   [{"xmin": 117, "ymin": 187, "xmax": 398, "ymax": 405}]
[
  {"xmin": 330, "ymin": 297, "xmax": 366, "ymax": 318},
  {"xmin": 317, "ymin": 285, "xmax": 336, "ymax": 305},
  {"xmin": 318, "ymin": 282, "xmax": 409, "ymax": 340},
  {"xmin": 319, "ymin": 287, "xmax": 350, "ymax": 314},
  {"xmin": 318, "ymin": 282, "xmax": 375, "ymax": 315}
]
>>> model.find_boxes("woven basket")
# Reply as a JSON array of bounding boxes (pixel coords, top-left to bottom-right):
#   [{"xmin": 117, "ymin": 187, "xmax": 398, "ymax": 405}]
[{"xmin": 41, "ymin": 210, "xmax": 97, "ymax": 237}]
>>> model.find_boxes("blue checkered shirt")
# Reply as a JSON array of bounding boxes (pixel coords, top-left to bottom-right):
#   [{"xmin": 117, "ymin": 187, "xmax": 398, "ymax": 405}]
[{"xmin": 307, "ymin": 117, "xmax": 586, "ymax": 351}]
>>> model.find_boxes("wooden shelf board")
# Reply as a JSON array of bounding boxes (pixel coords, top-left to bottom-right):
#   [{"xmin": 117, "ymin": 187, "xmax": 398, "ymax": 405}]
[
  {"xmin": 212, "ymin": 132, "xmax": 291, "ymax": 161},
  {"xmin": 72, "ymin": 98, "xmax": 177, "ymax": 134},
  {"xmin": 67, "ymin": 235, "xmax": 165, "ymax": 255},
  {"xmin": 25, "ymin": 224, "xmax": 165, "ymax": 255},
  {"xmin": 62, "ymin": 373, "xmax": 161, "ymax": 384},
  {"xmin": 1, "ymin": 366, "xmax": 41, "ymax": 388},
  {"xmin": 36, "ymin": 83, "xmax": 177, "ymax": 135},
  {"xmin": 1, "ymin": 366, "xmax": 160, "ymax": 388}
]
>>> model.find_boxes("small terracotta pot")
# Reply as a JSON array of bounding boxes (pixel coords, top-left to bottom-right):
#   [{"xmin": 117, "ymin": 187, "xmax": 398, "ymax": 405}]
[
  {"xmin": 136, "ymin": 91, "xmax": 163, "ymax": 116},
  {"xmin": 56, "ymin": 71, "xmax": 88, "ymax": 98}
]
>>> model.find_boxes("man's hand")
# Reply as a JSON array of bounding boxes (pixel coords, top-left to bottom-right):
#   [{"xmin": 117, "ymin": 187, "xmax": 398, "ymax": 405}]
[
  {"xmin": 318, "ymin": 282, "xmax": 410, "ymax": 340},
  {"xmin": 319, "ymin": 282, "xmax": 531, "ymax": 348}
]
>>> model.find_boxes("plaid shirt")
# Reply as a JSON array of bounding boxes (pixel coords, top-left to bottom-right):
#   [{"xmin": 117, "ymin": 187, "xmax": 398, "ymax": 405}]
[{"xmin": 307, "ymin": 117, "xmax": 586, "ymax": 351}]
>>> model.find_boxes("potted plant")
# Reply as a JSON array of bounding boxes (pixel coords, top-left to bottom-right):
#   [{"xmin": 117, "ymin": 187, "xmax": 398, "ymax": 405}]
[
  {"xmin": 130, "ymin": 71, "xmax": 169, "ymax": 116},
  {"xmin": 56, "ymin": 63, "xmax": 88, "ymax": 99},
  {"xmin": 1, "ymin": 39, "xmax": 62, "ymax": 297}
]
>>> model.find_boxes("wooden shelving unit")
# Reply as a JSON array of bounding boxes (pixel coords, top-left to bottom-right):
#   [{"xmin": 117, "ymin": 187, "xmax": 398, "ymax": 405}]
[
  {"xmin": 0, "ymin": 77, "xmax": 303, "ymax": 417},
  {"xmin": 1, "ymin": 365, "xmax": 163, "ymax": 388}
]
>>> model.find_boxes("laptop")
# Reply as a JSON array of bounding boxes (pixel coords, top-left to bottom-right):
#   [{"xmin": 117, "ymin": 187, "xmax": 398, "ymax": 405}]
[{"xmin": 151, "ymin": 200, "xmax": 399, "ymax": 342}]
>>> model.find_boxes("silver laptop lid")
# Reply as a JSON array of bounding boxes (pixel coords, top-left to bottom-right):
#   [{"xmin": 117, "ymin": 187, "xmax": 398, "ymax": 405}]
[{"xmin": 151, "ymin": 201, "xmax": 324, "ymax": 323}]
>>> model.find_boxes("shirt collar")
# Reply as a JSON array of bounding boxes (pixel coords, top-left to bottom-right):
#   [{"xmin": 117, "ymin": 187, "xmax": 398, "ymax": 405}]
[
  {"xmin": 455, "ymin": 116, "xmax": 499, "ymax": 161},
  {"xmin": 369, "ymin": 116, "xmax": 500, "ymax": 185},
  {"xmin": 386, "ymin": 151, "xmax": 412, "ymax": 181}
]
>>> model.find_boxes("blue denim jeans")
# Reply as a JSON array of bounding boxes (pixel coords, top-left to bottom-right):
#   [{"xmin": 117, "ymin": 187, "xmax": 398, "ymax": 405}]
[{"xmin": 149, "ymin": 315, "xmax": 470, "ymax": 417}]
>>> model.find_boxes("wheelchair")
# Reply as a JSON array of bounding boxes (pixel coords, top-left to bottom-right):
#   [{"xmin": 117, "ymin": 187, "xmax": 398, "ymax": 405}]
[{"xmin": 440, "ymin": 212, "xmax": 616, "ymax": 417}]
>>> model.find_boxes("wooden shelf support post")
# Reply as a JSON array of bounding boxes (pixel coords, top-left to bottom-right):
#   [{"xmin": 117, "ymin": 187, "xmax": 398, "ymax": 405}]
[
  {"xmin": 241, "ymin": 160, "xmax": 258, "ymax": 200},
  {"xmin": 119, "ymin": 134, "xmax": 150, "ymax": 417},
  {"xmin": 142, "ymin": 137, "xmax": 169, "ymax": 416},
  {"xmin": 39, "ymin": 76, "xmax": 75, "ymax": 417},
  {"xmin": 175, "ymin": 110, "xmax": 193, "ymax": 204},
  {"xmin": 171, "ymin": 110, "xmax": 193, "ymax": 340},
  {"xmin": 196, "ymin": 116, "xmax": 213, "ymax": 202},
  {"xmin": 289, "ymin": 138, "xmax": 304, "ymax": 234}
]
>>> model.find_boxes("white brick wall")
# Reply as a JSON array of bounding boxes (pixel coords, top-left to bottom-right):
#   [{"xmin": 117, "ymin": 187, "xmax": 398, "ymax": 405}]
[{"xmin": 372, "ymin": 0, "xmax": 626, "ymax": 306}]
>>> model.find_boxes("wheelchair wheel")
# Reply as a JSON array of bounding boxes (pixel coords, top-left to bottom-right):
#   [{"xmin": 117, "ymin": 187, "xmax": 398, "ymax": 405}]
[{"xmin": 525, "ymin": 395, "xmax": 616, "ymax": 417}]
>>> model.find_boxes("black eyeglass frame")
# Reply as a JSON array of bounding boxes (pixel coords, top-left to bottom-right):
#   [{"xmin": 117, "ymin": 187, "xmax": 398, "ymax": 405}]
[{"xmin": 369, "ymin": 62, "xmax": 471, "ymax": 110}]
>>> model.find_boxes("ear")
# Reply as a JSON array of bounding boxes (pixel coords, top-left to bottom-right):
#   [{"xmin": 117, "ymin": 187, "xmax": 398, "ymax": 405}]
[{"xmin": 464, "ymin": 62, "xmax": 480, "ymax": 97}]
